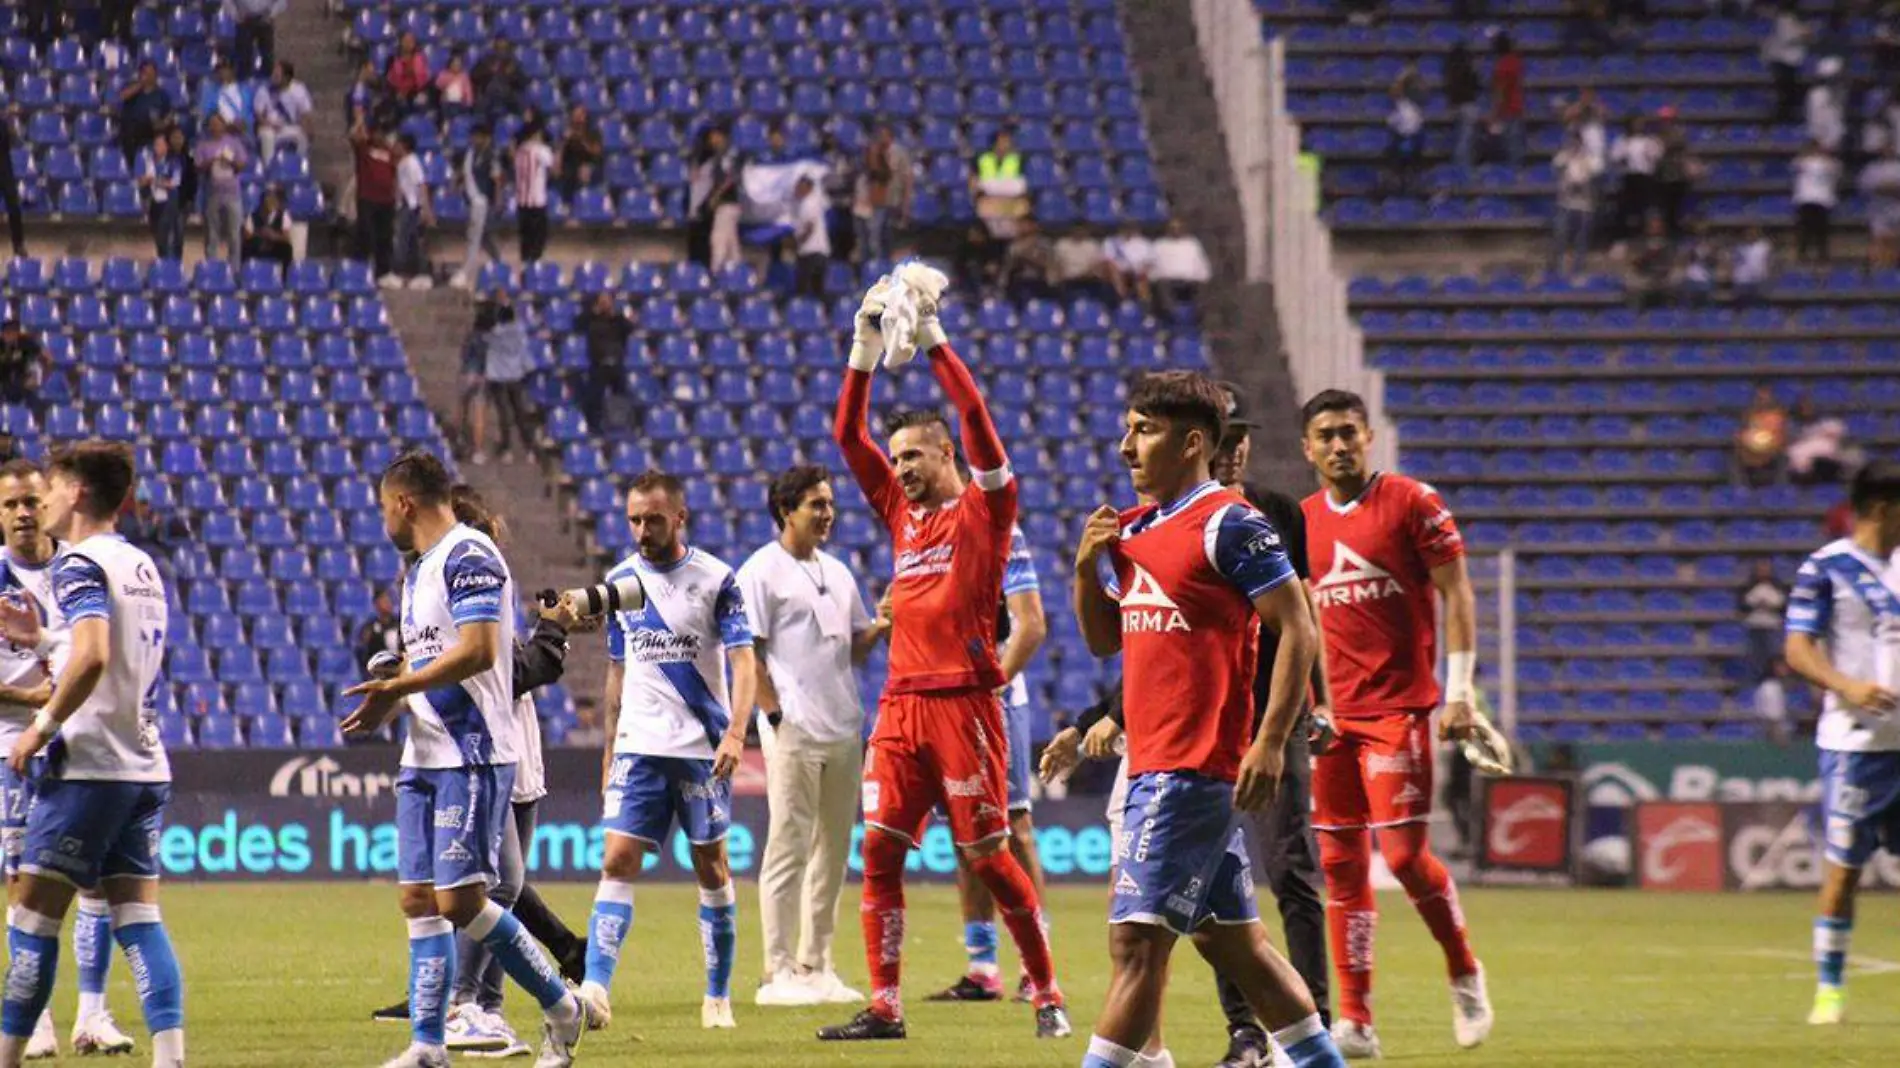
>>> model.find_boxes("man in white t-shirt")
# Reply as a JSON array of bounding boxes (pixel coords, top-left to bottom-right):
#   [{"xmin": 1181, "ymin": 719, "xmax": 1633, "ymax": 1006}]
[
  {"xmin": 1150, "ymin": 218, "xmax": 1212, "ymax": 319},
  {"xmin": 792, "ymin": 177, "xmax": 831, "ymax": 299},
  {"xmin": 393, "ymin": 134, "xmax": 434, "ymax": 289},
  {"xmin": 739, "ymin": 466, "xmax": 889, "ymax": 1008},
  {"xmin": 1101, "ymin": 221, "xmax": 1154, "ymax": 306}
]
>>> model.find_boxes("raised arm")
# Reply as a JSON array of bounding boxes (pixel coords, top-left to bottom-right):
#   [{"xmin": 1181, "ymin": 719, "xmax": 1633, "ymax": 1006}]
[
  {"xmin": 1073, "ymin": 506, "xmax": 1123, "ymax": 657},
  {"xmin": 925, "ymin": 343, "xmax": 1009, "ymax": 489},
  {"xmin": 834, "ymin": 287, "xmax": 903, "ymax": 514}
]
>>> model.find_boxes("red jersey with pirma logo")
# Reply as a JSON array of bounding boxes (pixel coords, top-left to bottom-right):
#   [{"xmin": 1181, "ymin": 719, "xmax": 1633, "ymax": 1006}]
[{"xmin": 1301, "ymin": 472, "xmax": 1464, "ymax": 717}]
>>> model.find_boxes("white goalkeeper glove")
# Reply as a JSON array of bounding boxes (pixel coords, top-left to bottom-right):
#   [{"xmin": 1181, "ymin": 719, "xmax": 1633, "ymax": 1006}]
[
  {"xmin": 881, "ymin": 261, "xmax": 950, "ymax": 369},
  {"xmin": 1460, "ymin": 711, "xmax": 1515, "ymax": 776},
  {"xmin": 848, "ymin": 278, "xmax": 894, "ymax": 374}
]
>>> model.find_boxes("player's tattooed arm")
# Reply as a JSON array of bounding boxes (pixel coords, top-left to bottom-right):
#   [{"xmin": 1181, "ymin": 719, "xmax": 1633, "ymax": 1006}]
[{"xmin": 1073, "ymin": 505, "xmax": 1122, "ymax": 657}]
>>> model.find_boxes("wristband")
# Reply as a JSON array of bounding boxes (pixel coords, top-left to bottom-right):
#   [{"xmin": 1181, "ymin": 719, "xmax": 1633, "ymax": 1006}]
[
  {"xmin": 31, "ymin": 709, "xmax": 56, "ymax": 737},
  {"xmin": 917, "ymin": 317, "xmax": 947, "ymax": 351},
  {"xmin": 1445, "ymin": 651, "xmax": 1477, "ymax": 705},
  {"xmin": 847, "ymin": 340, "xmax": 880, "ymax": 373},
  {"xmin": 31, "ymin": 633, "xmax": 56, "ymax": 659}
]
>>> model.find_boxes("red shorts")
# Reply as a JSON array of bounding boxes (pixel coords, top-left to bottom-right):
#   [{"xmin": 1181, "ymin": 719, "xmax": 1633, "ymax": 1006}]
[
  {"xmin": 1311, "ymin": 711, "xmax": 1435, "ymax": 832},
  {"xmin": 862, "ymin": 689, "xmax": 1010, "ymax": 849}
]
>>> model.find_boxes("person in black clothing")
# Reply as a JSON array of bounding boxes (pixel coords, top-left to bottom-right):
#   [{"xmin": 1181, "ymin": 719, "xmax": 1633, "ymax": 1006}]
[
  {"xmin": 1443, "ymin": 41, "xmax": 1482, "ymax": 172},
  {"xmin": 242, "ymin": 184, "xmax": 294, "ymax": 269},
  {"xmin": 0, "ymin": 113, "xmax": 26, "ymax": 258},
  {"xmin": 1040, "ymin": 384, "xmax": 1333, "ymax": 1068},
  {"xmin": 0, "ymin": 321, "xmax": 49, "ymax": 414},
  {"xmin": 574, "ymin": 291, "xmax": 632, "ymax": 433},
  {"xmin": 352, "ymin": 588, "xmax": 402, "ymax": 671}
]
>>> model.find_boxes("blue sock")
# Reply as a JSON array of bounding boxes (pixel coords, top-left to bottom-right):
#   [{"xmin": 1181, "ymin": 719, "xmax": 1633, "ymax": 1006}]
[
  {"xmin": 1275, "ymin": 1014, "xmax": 1348, "ymax": 1068},
  {"xmin": 584, "ymin": 880, "xmax": 635, "ymax": 990},
  {"xmin": 467, "ymin": 901, "xmax": 568, "ymax": 1012},
  {"xmin": 2, "ymin": 909, "xmax": 60, "ymax": 1039},
  {"xmin": 1082, "ymin": 1035, "xmax": 1139, "ymax": 1067},
  {"xmin": 109, "ymin": 904, "xmax": 184, "ymax": 1035},
  {"xmin": 698, "ymin": 883, "xmax": 736, "ymax": 1000},
  {"xmin": 964, "ymin": 920, "xmax": 999, "ymax": 975},
  {"xmin": 1816, "ymin": 916, "xmax": 1851, "ymax": 988},
  {"xmin": 75, "ymin": 898, "xmax": 112, "ymax": 1002},
  {"xmin": 407, "ymin": 916, "xmax": 455, "ymax": 1048}
]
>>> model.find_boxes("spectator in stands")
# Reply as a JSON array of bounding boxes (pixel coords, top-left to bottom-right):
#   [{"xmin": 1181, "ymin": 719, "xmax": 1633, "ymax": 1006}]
[
  {"xmin": 1563, "ymin": 0, "xmax": 1620, "ymax": 55},
  {"xmin": 1793, "ymin": 140, "xmax": 1841, "ymax": 263},
  {"xmin": 194, "ymin": 115, "xmax": 250, "ymax": 262},
  {"xmin": 1151, "ymin": 218, "xmax": 1213, "ymax": 318},
  {"xmin": 481, "ymin": 296, "xmax": 533, "ymax": 466},
  {"xmin": 346, "ymin": 60, "xmax": 391, "ymax": 132},
  {"xmin": 792, "ymin": 176, "xmax": 830, "ymax": 299},
  {"xmin": 0, "ymin": 321, "xmax": 49, "ymax": 417},
  {"xmin": 1102, "ymin": 220, "xmax": 1154, "ymax": 305},
  {"xmin": 558, "ymin": 106, "xmax": 604, "ymax": 202},
  {"xmin": 117, "ymin": 61, "xmax": 172, "ymax": 167},
  {"xmin": 224, "ymin": 0, "xmax": 283, "ymax": 80},
  {"xmin": 435, "ymin": 52, "xmax": 474, "ymax": 116},
  {"xmin": 1567, "ymin": 91, "xmax": 1609, "ymax": 175},
  {"xmin": 1383, "ymin": 80, "xmax": 1425, "ymax": 195},
  {"xmin": 354, "ymin": 589, "xmax": 403, "ymax": 671},
  {"xmin": 859, "ymin": 123, "xmax": 913, "ymax": 263},
  {"xmin": 1550, "ymin": 131, "xmax": 1601, "ymax": 278},
  {"xmin": 137, "ymin": 132, "xmax": 185, "ymax": 260},
  {"xmin": 1860, "ymin": 144, "xmax": 1900, "ymax": 269},
  {"xmin": 820, "ymin": 134, "xmax": 859, "ymax": 262},
  {"xmin": 515, "ymin": 120, "xmax": 555, "ymax": 265},
  {"xmin": 575, "ymin": 292, "xmax": 632, "ymax": 433},
  {"xmin": 1609, "ymin": 114, "xmax": 1661, "ymax": 244},
  {"xmin": 701, "ymin": 125, "xmax": 744, "ymax": 271},
  {"xmin": 1678, "ymin": 221, "xmax": 1723, "ymax": 303},
  {"xmin": 1625, "ymin": 214, "xmax": 1676, "ymax": 309},
  {"xmin": 973, "ymin": 127, "xmax": 1028, "ymax": 238},
  {"xmin": 1444, "ymin": 41, "xmax": 1483, "ymax": 171},
  {"xmin": 166, "ymin": 125, "xmax": 197, "ymax": 219},
  {"xmin": 385, "ymin": 32, "xmax": 432, "ymax": 114},
  {"xmin": 1488, "ymin": 30, "xmax": 1526, "ymax": 166},
  {"xmin": 1807, "ymin": 57, "xmax": 1847, "ymax": 154},
  {"xmin": 1762, "ymin": 4, "xmax": 1810, "ymax": 124},
  {"xmin": 393, "ymin": 134, "xmax": 434, "ymax": 289},
  {"xmin": 1787, "ymin": 398, "xmax": 1863, "ymax": 485},
  {"xmin": 473, "ymin": 41, "xmax": 528, "ymax": 125},
  {"xmin": 452, "ymin": 123, "xmax": 507, "ymax": 290},
  {"xmin": 1734, "ymin": 384, "xmax": 1790, "ymax": 487},
  {"xmin": 1002, "ymin": 215, "xmax": 1054, "ymax": 301},
  {"xmin": 197, "ymin": 60, "xmax": 255, "ymax": 138},
  {"xmin": 1654, "ymin": 114, "xmax": 1701, "ymax": 238},
  {"xmin": 1739, "ymin": 560, "xmax": 1787, "ymax": 688},
  {"xmin": 255, "ymin": 61, "xmax": 312, "ymax": 164},
  {"xmin": 242, "ymin": 184, "xmax": 294, "ymax": 270},
  {"xmin": 1732, "ymin": 225, "xmax": 1774, "ymax": 299},
  {"xmin": 0, "ymin": 116, "xmax": 20, "ymax": 259},
  {"xmin": 1052, "ymin": 228, "xmax": 1107, "ymax": 300},
  {"xmin": 350, "ymin": 119, "xmax": 399, "ymax": 282},
  {"xmin": 457, "ymin": 300, "xmax": 493, "ymax": 456}
]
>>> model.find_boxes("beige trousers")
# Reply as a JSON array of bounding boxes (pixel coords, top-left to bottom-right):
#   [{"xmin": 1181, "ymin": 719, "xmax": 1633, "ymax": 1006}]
[{"xmin": 757, "ymin": 717, "xmax": 864, "ymax": 977}]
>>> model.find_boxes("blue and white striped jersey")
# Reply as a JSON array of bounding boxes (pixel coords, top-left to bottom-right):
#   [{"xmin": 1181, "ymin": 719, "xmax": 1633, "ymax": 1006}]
[
  {"xmin": 49, "ymin": 534, "xmax": 169, "ymax": 783},
  {"xmin": 1788, "ymin": 538, "xmax": 1900, "ymax": 752},
  {"xmin": 606, "ymin": 547, "xmax": 753, "ymax": 760},
  {"xmin": 400, "ymin": 524, "xmax": 519, "ymax": 769},
  {"xmin": 0, "ymin": 542, "xmax": 64, "ymax": 749}
]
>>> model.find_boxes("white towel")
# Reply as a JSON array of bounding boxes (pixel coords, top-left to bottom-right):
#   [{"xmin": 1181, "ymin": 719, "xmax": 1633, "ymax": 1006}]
[{"xmin": 879, "ymin": 261, "xmax": 950, "ymax": 368}]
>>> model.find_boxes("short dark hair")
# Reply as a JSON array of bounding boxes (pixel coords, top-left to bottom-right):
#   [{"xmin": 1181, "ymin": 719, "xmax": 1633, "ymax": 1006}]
[
  {"xmin": 450, "ymin": 483, "xmax": 507, "ymax": 545},
  {"xmin": 886, "ymin": 409, "xmax": 951, "ymax": 438},
  {"xmin": 280, "ymin": 60, "xmax": 296, "ymax": 79},
  {"xmin": 768, "ymin": 464, "xmax": 831, "ymax": 529},
  {"xmin": 0, "ymin": 458, "xmax": 41, "ymax": 481},
  {"xmin": 380, "ymin": 449, "xmax": 454, "ymax": 505},
  {"xmin": 1300, "ymin": 389, "xmax": 1370, "ymax": 430},
  {"xmin": 1128, "ymin": 371, "xmax": 1228, "ymax": 445},
  {"xmin": 47, "ymin": 441, "xmax": 135, "ymax": 517},
  {"xmin": 628, "ymin": 470, "xmax": 684, "ymax": 503},
  {"xmin": 1851, "ymin": 460, "xmax": 1900, "ymax": 515}
]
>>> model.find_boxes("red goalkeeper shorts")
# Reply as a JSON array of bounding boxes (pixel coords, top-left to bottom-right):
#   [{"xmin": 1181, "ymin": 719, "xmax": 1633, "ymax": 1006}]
[
  {"xmin": 1311, "ymin": 710, "xmax": 1436, "ymax": 832},
  {"xmin": 861, "ymin": 688, "xmax": 1010, "ymax": 849}
]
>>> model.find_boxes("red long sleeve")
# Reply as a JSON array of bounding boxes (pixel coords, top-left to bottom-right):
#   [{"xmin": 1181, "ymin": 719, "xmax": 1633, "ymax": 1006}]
[
  {"xmin": 834, "ymin": 367, "xmax": 901, "ymax": 516},
  {"xmin": 927, "ymin": 344, "xmax": 1008, "ymax": 478}
]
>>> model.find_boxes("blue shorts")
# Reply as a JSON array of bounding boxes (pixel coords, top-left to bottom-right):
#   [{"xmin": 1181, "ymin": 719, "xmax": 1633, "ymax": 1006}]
[
  {"xmin": 603, "ymin": 754, "xmax": 730, "ymax": 846},
  {"xmin": 19, "ymin": 778, "xmax": 170, "ymax": 891},
  {"xmin": 396, "ymin": 763, "xmax": 516, "ymax": 890},
  {"xmin": 0, "ymin": 763, "xmax": 33, "ymax": 877},
  {"xmin": 1109, "ymin": 771, "xmax": 1257, "ymax": 936},
  {"xmin": 1819, "ymin": 749, "xmax": 1900, "ymax": 868},
  {"xmin": 1005, "ymin": 700, "xmax": 1033, "ymax": 814}
]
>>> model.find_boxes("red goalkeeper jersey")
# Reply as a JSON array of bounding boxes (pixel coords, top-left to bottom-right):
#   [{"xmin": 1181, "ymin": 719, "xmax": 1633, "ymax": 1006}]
[{"xmin": 1301, "ymin": 472, "xmax": 1465, "ymax": 717}]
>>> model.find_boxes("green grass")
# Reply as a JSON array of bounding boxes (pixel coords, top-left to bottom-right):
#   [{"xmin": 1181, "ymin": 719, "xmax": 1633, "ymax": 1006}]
[{"xmin": 61, "ymin": 883, "xmax": 1900, "ymax": 1066}]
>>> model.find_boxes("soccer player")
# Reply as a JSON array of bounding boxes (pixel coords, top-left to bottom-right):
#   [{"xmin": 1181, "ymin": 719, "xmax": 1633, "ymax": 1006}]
[
  {"xmin": 1073, "ymin": 371, "xmax": 1344, "ymax": 1068},
  {"xmin": 0, "ymin": 458, "xmax": 138, "ymax": 1061},
  {"xmin": 819, "ymin": 278, "xmax": 1069, "ymax": 1041},
  {"xmin": 341, "ymin": 451, "xmax": 587, "ymax": 1068},
  {"xmin": 0, "ymin": 443, "xmax": 183, "ymax": 1068},
  {"xmin": 740, "ymin": 464, "xmax": 887, "ymax": 1007},
  {"xmin": 576, "ymin": 471, "xmax": 758, "ymax": 1032},
  {"xmin": 1784, "ymin": 461, "xmax": 1900, "ymax": 1027},
  {"xmin": 1298, "ymin": 390, "xmax": 1493, "ymax": 1057},
  {"xmin": 930, "ymin": 522, "xmax": 1050, "ymax": 1005}
]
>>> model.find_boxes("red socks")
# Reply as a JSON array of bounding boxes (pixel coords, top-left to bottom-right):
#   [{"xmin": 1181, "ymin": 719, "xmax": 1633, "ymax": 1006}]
[
  {"xmin": 967, "ymin": 850, "xmax": 1062, "ymax": 1008},
  {"xmin": 1318, "ymin": 828, "xmax": 1378, "ymax": 1026},
  {"xmin": 1379, "ymin": 823, "xmax": 1479, "ymax": 979},
  {"xmin": 860, "ymin": 830, "xmax": 908, "ymax": 1021}
]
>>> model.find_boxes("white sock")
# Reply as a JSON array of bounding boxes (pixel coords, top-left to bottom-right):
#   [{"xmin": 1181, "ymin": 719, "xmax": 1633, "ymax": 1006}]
[
  {"xmin": 77, "ymin": 991, "xmax": 105, "ymax": 1020},
  {"xmin": 1137, "ymin": 1050, "xmax": 1177, "ymax": 1068},
  {"xmin": 152, "ymin": 1028, "xmax": 186, "ymax": 1067},
  {"xmin": 1087, "ymin": 1035, "xmax": 1141, "ymax": 1067}
]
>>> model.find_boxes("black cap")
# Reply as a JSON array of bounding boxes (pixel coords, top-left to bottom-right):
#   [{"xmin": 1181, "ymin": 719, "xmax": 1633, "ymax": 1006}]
[{"xmin": 1217, "ymin": 380, "xmax": 1255, "ymax": 430}]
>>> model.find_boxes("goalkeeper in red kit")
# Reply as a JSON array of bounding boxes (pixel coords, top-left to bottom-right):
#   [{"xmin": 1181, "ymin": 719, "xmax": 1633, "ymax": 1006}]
[{"xmin": 817, "ymin": 271, "xmax": 1071, "ymax": 1043}]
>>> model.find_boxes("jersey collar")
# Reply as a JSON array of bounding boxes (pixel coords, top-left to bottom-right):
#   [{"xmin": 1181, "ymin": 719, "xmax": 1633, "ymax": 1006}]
[
  {"xmin": 635, "ymin": 546, "xmax": 696, "ymax": 574},
  {"xmin": 1324, "ymin": 472, "xmax": 1383, "ymax": 515},
  {"xmin": 1155, "ymin": 480, "xmax": 1220, "ymax": 520}
]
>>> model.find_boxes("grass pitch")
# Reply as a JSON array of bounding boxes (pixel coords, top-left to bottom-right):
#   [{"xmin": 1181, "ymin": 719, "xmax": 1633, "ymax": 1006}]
[{"xmin": 68, "ymin": 883, "xmax": 1900, "ymax": 1066}]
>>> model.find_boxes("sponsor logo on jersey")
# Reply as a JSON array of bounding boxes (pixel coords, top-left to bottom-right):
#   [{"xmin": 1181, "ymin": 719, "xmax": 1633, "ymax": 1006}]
[
  {"xmin": 1119, "ymin": 564, "xmax": 1190, "ymax": 634},
  {"xmin": 893, "ymin": 543, "xmax": 955, "ymax": 580},
  {"xmin": 1636, "ymin": 803, "xmax": 1723, "ymax": 891},
  {"xmin": 1311, "ymin": 543, "xmax": 1405, "ymax": 608},
  {"xmin": 624, "ymin": 628, "xmax": 703, "ymax": 663}
]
